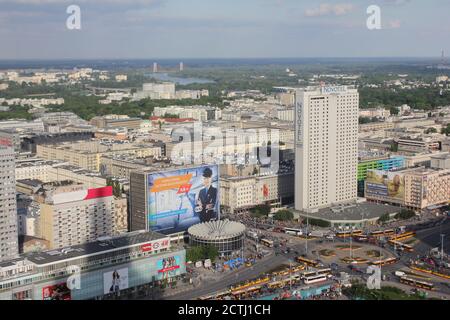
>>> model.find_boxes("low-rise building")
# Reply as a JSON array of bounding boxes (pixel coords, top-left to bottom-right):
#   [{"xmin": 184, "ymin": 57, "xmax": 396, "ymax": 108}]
[
  {"xmin": 220, "ymin": 172, "xmax": 294, "ymax": 214},
  {"xmin": 365, "ymin": 167, "xmax": 450, "ymax": 210},
  {"xmin": 0, "ymin": 231, "xmax": 186, "ymax": 300}
]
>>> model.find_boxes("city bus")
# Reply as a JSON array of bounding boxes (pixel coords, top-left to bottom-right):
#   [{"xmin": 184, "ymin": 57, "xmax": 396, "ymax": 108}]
[
  {"xmin": 390, "ymin": 231, "xmax": 416, "ymax": 242},
  {"xmin": 284, "ymin": 228, "xmax": 303, "ymax": 236},
  {"xmin": 400, "ymin": 277, "xmax": 434, "ymax": 291},
  {"xmin": 302, "ymin": 268, "xmax": 332, "ymax": 279},
  {"xmin": 389, "ymin": 240, "xmax": 414, "ymax": 252},
  {"xmin": 370, "ymin": 229, "xmax": 395, "ymax": 237},
  {"xmin": 231, "ymin": 285, "xmax": 263, "ymax": 297},
  {"xmin": 370, "ymin": 257, "xmax": 399, "ymax": 266},
  {"xmin": 231, "ymin": 276, "xmax": 270, "ymax": 292},
  {"xmin": 336, "ymin": 230, "xmax": 363, "ymax": 238},
  {"xmin": 354, "ymin": 235, "xmax": 369, "ymax": 242},
  {"xmin": 303, "ymin": 274, "xmax": 328, "ymax": 285},
  {"xmin": 296, "ymin": 257, "xmax": 320, "ymax": 267},
  {"xmin": 199, "ymin": 290, "xmax": 231, "ymax": 300},
  {"xmin": 260, "ymin": 238, "xmax": 274, "ymax": 248}
]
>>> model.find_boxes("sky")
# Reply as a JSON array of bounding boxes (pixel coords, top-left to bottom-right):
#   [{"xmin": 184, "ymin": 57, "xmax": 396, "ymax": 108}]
[{"xmin": 0, "ymin": 0, "xmax": 449, "ymax": 59}]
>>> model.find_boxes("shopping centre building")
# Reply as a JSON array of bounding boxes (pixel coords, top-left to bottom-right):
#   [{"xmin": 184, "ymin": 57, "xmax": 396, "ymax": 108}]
[
  {"xmin": 0, "ymin": 231, "xmax": 186, "ymax": 300},
  {"xmin": 365, "ymin": 167, "xmax": 450, "ymax": 210}
]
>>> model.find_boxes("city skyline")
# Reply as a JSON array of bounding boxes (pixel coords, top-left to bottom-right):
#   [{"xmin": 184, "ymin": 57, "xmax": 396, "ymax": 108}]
[{"xmin": 0, "ymin": 0, "xmax": 449, "ymax": 59}]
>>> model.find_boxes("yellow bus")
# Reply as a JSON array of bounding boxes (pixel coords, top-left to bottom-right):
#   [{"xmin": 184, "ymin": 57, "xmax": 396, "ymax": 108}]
[
  {"xmin": 261, "ymin": 238, "xmax": 274, "ymax": 248},
  {"xmin": 390, "ymin": 231, "xmax": 415, "ymax": 242},
  {"xmin": 370, "ymin": 257, "xmax": 398, "ymax": 266},
  {"xmin": 370, "ymin": 229, "xmax": 395, "ymax": 237},
  {"xmin": 296, "ymin": 256, "xmax": 320, "ymax": 267},
  {"xmin": 336, "ymin": 230, "xmax": 363, "ymax": 238},
  {"xmin": 400, "ymin": 277, "xmax": 434, "ymax": 291}
]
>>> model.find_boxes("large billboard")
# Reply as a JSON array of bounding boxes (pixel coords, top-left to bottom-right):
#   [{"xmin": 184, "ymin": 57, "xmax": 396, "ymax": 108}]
[
  {"xmin": 42, "ymin": 282, "xmax": 71, "ymax": 300},
  {"xmin": 147, "ymin": 165, "xmax": 220, "ymax": 234},
  {"xmin": 103, "ymin": 268, "xmax": 129, "ymax": 295},
  {"xmin": 156, "ymin": 256, "xmax": 182, "ymax": 280},
  {"xmin": 366, "ymin": 170, "xmax": 405, "ymax": 202}
]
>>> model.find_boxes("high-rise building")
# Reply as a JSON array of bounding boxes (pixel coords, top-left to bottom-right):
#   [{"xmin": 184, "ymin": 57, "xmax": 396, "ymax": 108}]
[
  {"xmin": 35, "ymin": 182, "xmax": 119, "ymax": 249},
  {"xmin": 0, "ymin": 145, "xmax": 19, "ymax": 262},
  {"xmin": 295, "ymin": 86, "xmax": 359, "ymax": 211}
]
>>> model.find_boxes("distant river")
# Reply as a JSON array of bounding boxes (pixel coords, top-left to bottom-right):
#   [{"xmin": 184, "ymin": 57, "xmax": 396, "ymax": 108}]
[{"xmin": 144, "ymin": 73, "xmax": 215, "ymax": 85}]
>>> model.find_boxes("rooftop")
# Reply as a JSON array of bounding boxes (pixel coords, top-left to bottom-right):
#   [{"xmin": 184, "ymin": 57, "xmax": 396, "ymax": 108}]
[
  {"xmin": 188, "ymin": 219, "xmax": 246, "ymax": 240},
  {"xmin": 297, "ymin": 202, "xmax": 400, "ymax": 222},
  {"xmin": 23, "ymin": 231, "xmax": 168, "ymax": 266}
]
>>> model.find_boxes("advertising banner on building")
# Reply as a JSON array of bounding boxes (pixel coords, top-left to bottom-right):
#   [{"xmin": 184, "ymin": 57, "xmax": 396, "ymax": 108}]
[
  {"xmin": 103, "ymin": 268, "xmax": 129, "ymax": 295},
  {"xmin": 42, "ymin": 282, "xmax": 71, "ymax": 300},
  {"xmin": 366, "ymin": 170, "xmax": 405, "ymax": 202},
  {"xmin": 156, "ymin": 256, "xmax": 181, "ymax": 280},
  {"xmin": 140, "ymin": 237, "xmax": 171, "ymax": 253},
  {"xmin": 147, "ymin": 165, "xmax": 220, "ymax": 234}
]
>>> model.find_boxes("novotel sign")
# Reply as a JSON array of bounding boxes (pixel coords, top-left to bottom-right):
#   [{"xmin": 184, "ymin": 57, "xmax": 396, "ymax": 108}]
[{"xmin": 321, "ymin": 86, "xmax": 347, "ymax": 94}]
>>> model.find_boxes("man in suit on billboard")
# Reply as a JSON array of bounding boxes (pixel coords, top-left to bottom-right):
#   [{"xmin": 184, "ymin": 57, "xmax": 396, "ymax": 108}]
[{"xmin": 195, "ymin": 167, "xmax": 217, "ymax": 223}]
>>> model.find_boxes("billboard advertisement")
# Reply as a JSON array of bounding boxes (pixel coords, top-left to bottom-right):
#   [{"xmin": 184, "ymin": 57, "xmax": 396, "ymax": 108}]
[
  {"xmin": 147, "ymin": 165, "xmax": 220, "ymax": 234},
  {"xmin": 156, "ymin": 256, "xmax": 181, "ymax": 280},
  {"xmin": 366, "ymin": 170, "xmax": 405, "ymax": 201},
  {"xmin": 140, "ymin": 237, "xmax": 171, "ymax": 253},
  {"xmin": 103, "ymin": 268, "xmax": 129, "ymax": 295},
  {"xmin": 42, "ymin": 282, "xmax": 71, "ymax": 300}
]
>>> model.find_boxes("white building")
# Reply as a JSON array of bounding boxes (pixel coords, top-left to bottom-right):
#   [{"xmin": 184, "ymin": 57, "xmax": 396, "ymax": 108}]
[
  {"xmin": 0, "ymin": 146, "xmax": 19, "ymax": 262},
  {"xmin": 115, "ymin": 74, "xmax": 128, "ymax": 82},
  {"xmin": 295, "ymin": 86, "xmax": 359, "ymax": 212}
]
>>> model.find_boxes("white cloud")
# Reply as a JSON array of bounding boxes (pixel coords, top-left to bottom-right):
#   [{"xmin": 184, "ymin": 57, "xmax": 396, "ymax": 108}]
[{"xmin": 305, "ymin": 3, "xmax": 354, "ymax": 17}]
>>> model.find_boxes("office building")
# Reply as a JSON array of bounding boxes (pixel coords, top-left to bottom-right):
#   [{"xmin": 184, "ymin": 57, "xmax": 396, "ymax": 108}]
[{"xmin": 295, "ymin": 86, "xmax": 359, "ymax": 211}]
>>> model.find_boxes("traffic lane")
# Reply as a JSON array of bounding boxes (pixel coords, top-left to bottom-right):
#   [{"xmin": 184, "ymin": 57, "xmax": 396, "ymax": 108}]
[
  {"xmin": 414, "ymin": 222, "xmax": 450, "ymax": 255},
  {"xmin": 163, "ymin": 254, "xmax": 290, "ymax": 300}
]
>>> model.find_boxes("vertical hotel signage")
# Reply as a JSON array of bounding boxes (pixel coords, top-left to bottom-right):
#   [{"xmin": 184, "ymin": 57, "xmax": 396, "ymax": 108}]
[{"xmin": 296, "ymin": 101, "xmax": 303, "ymax": 147}]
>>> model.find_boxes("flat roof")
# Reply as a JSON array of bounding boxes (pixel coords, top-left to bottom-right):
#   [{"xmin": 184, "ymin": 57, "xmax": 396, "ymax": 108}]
[
  {"xmin": 296, "ymin": 202, "xmax": 400, "ymax": 222},
  {"xmin": 24, "ymin": 231, "xmax": 168, "ymax": 266}
]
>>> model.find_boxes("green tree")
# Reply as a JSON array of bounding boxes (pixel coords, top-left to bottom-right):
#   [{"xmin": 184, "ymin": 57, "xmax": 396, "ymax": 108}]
[
  {"xmin": 389, "ymin": 106, "xmax": 399, "ymax": 115},
  {"xmin": 442, "ymin": 124, "xmax": 450, "ymax": 136},
  {"xmin": 273, "ymin": 210, "xmax": 294, "ymax": 221},
  {"xmin": 250, "ymin": 204, "xmax": 271, "ymax": 217},
  {"xmin": 307, "ymin": 218, "xmax": 331, "ymax": 228},
  {"xmin": 186, "ymin": 245, "xmax": 218, "ymax": 262},
  {"xmin": 395, "ymin": 209, "xmax": 416, "ymax": 220},
  {"xmin": 378, "ymin": 213, "xmax": 391, "ymax": 224}
]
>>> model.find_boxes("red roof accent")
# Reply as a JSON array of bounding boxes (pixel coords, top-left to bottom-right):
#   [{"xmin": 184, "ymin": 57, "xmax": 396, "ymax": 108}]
[{"xmin": 84, "ymin": 186, "xmax": 113, "ymax": 200}]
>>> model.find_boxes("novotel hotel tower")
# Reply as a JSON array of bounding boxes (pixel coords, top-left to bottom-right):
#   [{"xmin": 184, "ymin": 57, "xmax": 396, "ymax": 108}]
[{"xmin": 295, "ymin": 86, "xmax": 359, "ymax": 211}]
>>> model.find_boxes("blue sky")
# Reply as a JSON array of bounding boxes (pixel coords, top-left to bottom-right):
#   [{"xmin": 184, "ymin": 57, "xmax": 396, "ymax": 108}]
[{"xmin": 0, "ymin": 0, "xmax": 448, "ymax": 59}]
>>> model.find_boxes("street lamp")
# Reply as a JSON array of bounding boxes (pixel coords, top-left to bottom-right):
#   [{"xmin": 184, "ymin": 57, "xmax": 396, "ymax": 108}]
[{"xmin": 305, "ymin": 212, "xmax": 309, "ymax": 256}]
